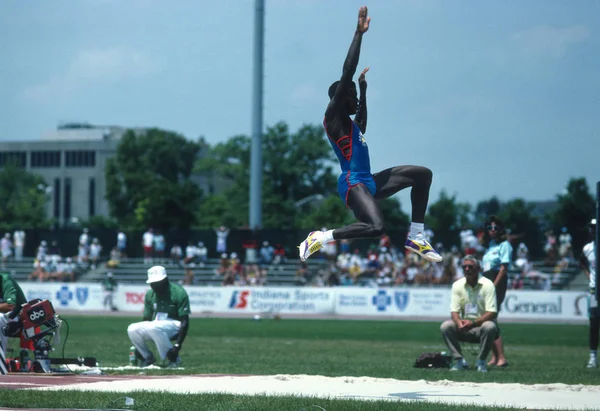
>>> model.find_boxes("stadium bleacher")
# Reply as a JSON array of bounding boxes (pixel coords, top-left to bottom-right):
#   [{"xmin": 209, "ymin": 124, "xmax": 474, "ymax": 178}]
[{"xmin": 2, "ymin": 256, "xmax": 583, "ymax": 290}]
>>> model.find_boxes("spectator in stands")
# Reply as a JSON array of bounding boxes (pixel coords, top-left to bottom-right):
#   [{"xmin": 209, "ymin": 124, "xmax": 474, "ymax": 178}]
[
  {"xmin": 559, "ymin": 227, "xmax": 572, "ymax": 258},
  {"xmin": 117, "ymin": 230, "xmax": 127, "ymax": 258},
  {"xmin": 170, "ymin": 244, "xmax": 183, "ymax": 266},
  {"xmin": 106, "ymin": 247, "xmax": 121, "ymax": 269},
  {"xmin": 127, "ymin": 266, "xmax": 190, "ymax": 367},
  {"xmin": 77, "ymin": 242, "xmax": 88, "ymax": 267},
  {"xmin": 196, "ymin": 242, "xmax": 208, "ymax": 267},
  {"xmin": 440, "ymin": 255, "xmax": 498, "ymax": 372},
  {"xmin": 215, "ymin": 226, "xmax": 230, "ymax": 255},
  {"xmin": 79, "ymin": 228, "xmax": 89, "ymax": 249},
  {"xmin": 273, "ymin": 244, "xmax": 287, "ymax": 268},
  {"xmin": 295, "ymin": 262, "xmax": 309, "ymax": 285},
  {"xmin": 481, "ymin": 215, "xmax": 512, "ymax": 368},
  {"xmin": 183, "ymin": 241, "xmax": 197, "ymax": 285},
  {"xmin": 153, "ymin": 231, "xmax": 166, "ymax": 263},
  {"xmin": 339, "ymin": 239, "xmax": 351, "ymax": 254},
  {"xmin": 543, "ymin": 229, "xmax": 558, "ymax": 265},
  {"xmin": 13, "ymin": 228, "xmax": 25, "ymax": 262},
  {"xmin": 580, "ymin": 218, "xmax": 598, "ymax": 369},
  {"xmin": 57, "ymin": 257, "xmax": 76, "ymax": 282},
  {"xmin": 1, "ymin": 233, "xmax": 12, "ymax": 269},
  {"xmin": 259, "ymin": 241, "xmax": 274, "ymax": 267},
  {"xmin": 102, "ymin": 272, "xmax": 118, "ymax": 311},
  {"xmin": 48, "ymin": 240, "xmax": 62, "ymax": 268},
  {"xmin": 142, "ymin": 228, "xmax": 154, "ymax": 265},
  {"xmin": 514, "ymin": 242, "xmax": 529, "ymax": 269},
  {"xmin": 214, "ymin": 253, "xmax": 229, "ymax": 279},
  {"xmin": 89, "ymin": 238, "xmax": 102, "ymax": 270}
]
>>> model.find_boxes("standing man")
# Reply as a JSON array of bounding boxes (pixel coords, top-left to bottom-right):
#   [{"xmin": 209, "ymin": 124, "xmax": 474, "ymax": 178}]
[
  {"xmin": 13, "ymin": 229, "xmax": 25, "ymax": 262},
  {"xmin": 440, "ymin": 255, "xmax": 498, "ymax": 372},
  {"xmin": 0, "ymin": 234, "xmax": 12, "ymax": 269},
  {"xmin": 102, "ymin": 272, "xmax": 118, "ymax": 312},
  {"xmin": 127, "ymin": 266, "xmax": 190, "ymax": 367},
  {"xmin": 581, "ymin": 218, "xmax": 598, "ymax": 368},
  {"xmin": 298, "ymin": 6, "xmax": 441, "ymax": 263}
]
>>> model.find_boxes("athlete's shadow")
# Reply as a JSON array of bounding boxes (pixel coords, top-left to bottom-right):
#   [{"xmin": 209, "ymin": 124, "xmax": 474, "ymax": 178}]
[{"xmin": 389, "ymin": 391, "xmax": 481, "ymax": 400}]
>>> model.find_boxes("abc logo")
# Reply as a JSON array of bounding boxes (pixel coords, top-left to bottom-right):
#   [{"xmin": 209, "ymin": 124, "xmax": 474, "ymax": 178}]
[{"xmin": 29, "ymin": 309, "xmax": 45, "ymax": 321}]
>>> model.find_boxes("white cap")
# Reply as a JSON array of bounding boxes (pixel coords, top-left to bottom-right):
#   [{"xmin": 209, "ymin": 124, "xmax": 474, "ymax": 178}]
[
  {"xmin": 592, "ymin": 218, "xmax": 597, "ymax": 225},
  {"xmin": 106, "ymin": 272, "xmax": 113, "ymax": 277},
  {"xmin": 146, "ymin": 265, "xmax": 167, "ymax": 284}
]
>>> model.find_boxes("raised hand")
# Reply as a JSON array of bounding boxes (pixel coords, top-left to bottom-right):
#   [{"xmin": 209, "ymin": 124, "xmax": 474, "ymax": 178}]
[
  {"xmin": 358, "ymin": 66, "xmax": 370, "ymax": 89},
  {"xmin": 356, "ymin": 6, "xmax": 370, "ymax": 33}
]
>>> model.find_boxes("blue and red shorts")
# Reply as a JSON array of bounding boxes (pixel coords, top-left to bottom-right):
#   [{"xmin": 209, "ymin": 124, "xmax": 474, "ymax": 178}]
[{"xmin": 337, "ymin": 171, "xmax": 376, "ymax": 206}]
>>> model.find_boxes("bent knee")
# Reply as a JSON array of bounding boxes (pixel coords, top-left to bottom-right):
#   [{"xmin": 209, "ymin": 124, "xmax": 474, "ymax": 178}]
[
  {"xmin": 418, "ymin": 166, "xmax": 433, "ymax": 184},
  {"xmin": 481, "ymin": 321, "xmax": 497, "ymax": 333},
  {"xmin": 368, "ymin": 221, "xmax": 385, "ymax": 237},
  {"xmin": 127, "ymin": 321, "xmax": 146, "ymax": 334},
  {"xmin": 440, "ymin": 320, "xmax": 455, "ymax": 333}
]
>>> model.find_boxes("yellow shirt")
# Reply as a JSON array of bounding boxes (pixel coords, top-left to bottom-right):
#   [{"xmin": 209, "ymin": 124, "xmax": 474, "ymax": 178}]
[{"xmin": 450, "ymin": 276, "xmax": 497, "ymax": 320}]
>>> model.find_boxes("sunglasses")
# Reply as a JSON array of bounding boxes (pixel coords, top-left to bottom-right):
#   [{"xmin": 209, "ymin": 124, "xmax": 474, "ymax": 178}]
[
  {"xmin": 462, "ymin": 264, "xmax": 477, "ymax": 270},
  {"xmin": 487, "ymin": 225, "xmax": 498, "ymax": 231}
]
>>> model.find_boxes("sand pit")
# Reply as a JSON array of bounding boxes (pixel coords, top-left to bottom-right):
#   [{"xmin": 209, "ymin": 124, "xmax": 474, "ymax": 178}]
[{"xmin": 31, "ymin": 373, "xmax": 600, "ymax": 410}]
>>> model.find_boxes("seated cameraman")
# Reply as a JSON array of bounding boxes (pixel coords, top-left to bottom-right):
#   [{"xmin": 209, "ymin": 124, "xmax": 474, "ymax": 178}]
[
  {"xmin": 0, "ymin": 271, "xmax": 27, "ymax": 353},
  {"xmin": 440, "ymin": 255, "xmax": 498, "ymax": 372},
  {"xmin": 127, "ymin": 266, "xmax": 190, "ymax": 367}
]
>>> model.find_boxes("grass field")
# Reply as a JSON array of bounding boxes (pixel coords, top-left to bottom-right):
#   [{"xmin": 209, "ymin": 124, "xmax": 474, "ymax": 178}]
[{"xmin": 1, "ymin": 315, "xmax": 598, "ymax": 410}]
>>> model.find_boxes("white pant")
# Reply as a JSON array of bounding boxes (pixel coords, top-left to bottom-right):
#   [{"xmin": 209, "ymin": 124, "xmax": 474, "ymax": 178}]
[
  {"xmin": 0, "ymin": 314, "xmax": 18, "ymax": 353},
  {"xmin": 127, "ymin": 320, "xmax": 180, "ymax": 360}
]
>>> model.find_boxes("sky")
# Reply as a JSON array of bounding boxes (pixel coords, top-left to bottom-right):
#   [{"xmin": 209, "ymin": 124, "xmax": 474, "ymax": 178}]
[{"xmin": 1, "ymin": 0, "xmax": 599, "ymax": 210}]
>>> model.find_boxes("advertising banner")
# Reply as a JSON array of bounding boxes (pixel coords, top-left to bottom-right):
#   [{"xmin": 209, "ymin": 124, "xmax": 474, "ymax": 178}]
[
  {"xmin": 14, "ymin": 283, "xmax": 591, "ymax": 322},
  {"xmin": 500, "ymin": 290, "xmax": 590, "ymax": 321},
  {"xmin": 20, "ymin": 282, "xmax": 105, "ymax": 311},
  {"xmin": 335, "ymin": 287, "xmax": 450, "ymax": 317}
]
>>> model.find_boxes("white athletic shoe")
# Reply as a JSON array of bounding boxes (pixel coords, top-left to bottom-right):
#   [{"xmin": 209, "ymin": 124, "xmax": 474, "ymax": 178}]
[
  {"xmin": 405, "ymin": 234, "xmax": 442, "ymax": 262},
  {"xmin": 450, "ymin": 358, "xmax": 469, "ymax": 371},
  {"xmin": 476, "ymin": 359, "xmax": 488, "ymax": 372},
  {"xmin": 586, "ymin": 357, "xmax": 598, "ymax": 369},
  {"xmin": 298, "ymin": 231, "xmax": 324, "ymax": 262}
]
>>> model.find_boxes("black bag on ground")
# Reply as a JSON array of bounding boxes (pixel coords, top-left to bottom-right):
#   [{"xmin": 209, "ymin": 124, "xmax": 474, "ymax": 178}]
[{"xmin": 413, "ymin": 352, "xmax": 451, "ymax": 368}]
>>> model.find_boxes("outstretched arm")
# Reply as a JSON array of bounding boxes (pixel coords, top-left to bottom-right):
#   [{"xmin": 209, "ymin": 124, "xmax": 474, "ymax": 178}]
[
  {"xmin": 355, "ymin": 67, "xmax": 369, "ymax": 133},
  {"xmin": 326, "ymin": 6, "xmax": 371, "ymax": 116}
]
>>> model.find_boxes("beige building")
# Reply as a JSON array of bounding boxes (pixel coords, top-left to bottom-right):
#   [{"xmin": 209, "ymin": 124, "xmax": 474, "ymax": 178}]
[{"xmin": 0, "ymin": 123, "xmax": 220, "ymax": 226}]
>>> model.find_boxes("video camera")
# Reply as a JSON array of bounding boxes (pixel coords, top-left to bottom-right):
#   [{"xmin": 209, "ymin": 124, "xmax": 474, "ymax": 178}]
[{"xmin": 1, "ymin": 299, "xmax": 96, "ymax": 374}]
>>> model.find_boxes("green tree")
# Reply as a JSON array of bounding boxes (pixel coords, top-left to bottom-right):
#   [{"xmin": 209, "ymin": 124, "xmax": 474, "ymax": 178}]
[
  {"xmin": 426, "ymin": 190, "xmax": 472, "ymax": 247},
  {"xmin": 0, "ymin": 163, "xmax": 50, "ymax": 229},
  {"xmin": 474, "ymin": 196, "xmax": 501, "ymax": 226},
  {"xmin": 195, "ymin": 122, "xmax": 338, "ymax": 228},
  {"xmin": 500, "ymin": 198, "xmax": 543, "ymax": 256},
  {"xmin": 105, "ymin": 128, "xmax": 204, "ymax": 230},
  {"xmin": 549, "ymin": 177, "xmax": 595, "ymax": 253}
]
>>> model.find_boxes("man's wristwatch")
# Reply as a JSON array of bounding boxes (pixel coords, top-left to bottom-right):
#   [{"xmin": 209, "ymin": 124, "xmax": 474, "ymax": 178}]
[{"xmin": 470, "ymin": 320, "xmax": 476, "ymax": 327}]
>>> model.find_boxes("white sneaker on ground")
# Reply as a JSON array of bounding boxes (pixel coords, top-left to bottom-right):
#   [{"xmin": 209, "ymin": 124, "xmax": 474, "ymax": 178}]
[
  {"xmin": 476, "ymin": 359, "xmax": 488, "ymax": 372},
  {"xmin": 586, "ymin": 357, "xmax": 597, "ymax": 369},
  {"xmin": 450, "ymin": 358, "xmax": 468, "ymax": 371},
  {"xmin": 298, "ymin": 231, "xmax": 325, "ymax": 262}
]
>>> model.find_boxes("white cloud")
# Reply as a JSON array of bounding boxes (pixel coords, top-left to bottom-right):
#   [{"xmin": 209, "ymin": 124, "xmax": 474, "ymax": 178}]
[
  {"xmin": 512, "ymin": 25, "xmax": 591, "ymax": 59},
  {"xmin": 19, "ymin": 47, "xmax": 161, "ymax": 104}
]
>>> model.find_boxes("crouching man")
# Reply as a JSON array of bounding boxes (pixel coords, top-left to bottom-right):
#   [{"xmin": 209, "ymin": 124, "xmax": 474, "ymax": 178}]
[
  {"xmin": 440, "ymin": 255, "xmax": 498, "ymax": 372},
  {"xmin": 127, "ymin": 266, "xmax": 190, "ymax": 367}
]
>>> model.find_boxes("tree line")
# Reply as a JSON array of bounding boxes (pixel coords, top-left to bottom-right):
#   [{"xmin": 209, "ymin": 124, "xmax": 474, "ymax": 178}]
[{"xmin": 0, "ymin": 123, "xmax": 595, "ymax": 256}]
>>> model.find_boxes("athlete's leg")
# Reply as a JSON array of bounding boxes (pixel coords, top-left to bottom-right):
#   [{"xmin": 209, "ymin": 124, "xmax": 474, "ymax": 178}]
[
  {"xmin": 372, "ymin": 165, "xmax": 441, "ymax": 262},
  {"xmin": 372, "ymin": 165, "xmax": 433, "ymax": 223},
  {"xmin": 299, "ymin": 184, "xmax": 384, "ymax": 261},
  {"xmin": 333, "ymin": 184, "xmax": 385, "ymax": 240}
]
